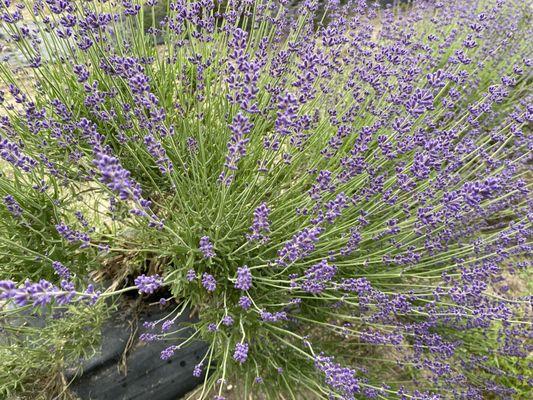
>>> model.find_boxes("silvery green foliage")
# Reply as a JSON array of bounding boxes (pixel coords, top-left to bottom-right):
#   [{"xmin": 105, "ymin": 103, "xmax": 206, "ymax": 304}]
[{"xmin": 0, "ymin": 0, "xmax": 531, "ymax": 398}]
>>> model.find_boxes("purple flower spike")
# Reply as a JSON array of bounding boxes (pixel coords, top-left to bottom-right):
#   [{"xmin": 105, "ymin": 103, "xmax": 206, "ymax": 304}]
[
  {"xmin": 0, "ymin": 278, "xmax": 79, "ymax": 308},
  {"xmin": 222, "ymin": 315, "xmax": 234, "ymax": 326},
  {"xmin": 277, "ymin": 226, "xmax": 323, "ymax": 265},
  {"xmin": 140, "ymin": 333, "xmax": 158, "ymax": 342},
  {"xmin": 202, "ymin": 273, "xmax": 217, "ymax": 292},
  {"xmin": 93, "ymin": 148, "xmax": 143, "ymax": 201},
  {"xmin": 134, "ymin": 274, "xmax": 163, "ymax": 294},
  {"xmin": 238, "ymin": 296, "xmax": 252, "ymax": 310},
  {"xmin": 0, "ymin": 137, "xmax": 37, "ymax": 172},
  {"xmin": 300, "ymin": 260, "xmax": 337, "ymax": 294},
  {"xmin": 234, "ymin": 266, "xmax": 252, "ymax": 291},
  {"xmin": 199, "ymin": 236, "xmax": 216, "ymax": 259},
  {"xmin": 55, "ymin": 222, "xmax": 90, "ymax": 248},
  {"xmin": 233, "ymin": 342, "xmax": 249, "ymax": 364},
  {"xmin": 160, "ymin": 345, "xmax": 178, "ymax": 360},
  {"xmin": 247, "ymin": 203, "xmax": 271, "ymax": 242},
  {"xmin": 186, "ymin": 269, "xmax": 197, "ymax": 282},
  {"xmin": 315, "ymin": 354, "xmax": 360, "ymax": 397},
  {"xmin": 3, "ymin": 195, "xmax": 22, "ymax": 217},
  {"xmin": 193, "ymin": 362, "xmax": 203, "ymax": 377},
  {"xmin": 52, "ymin": 261, "xmax": 71, "ymax": 280}
]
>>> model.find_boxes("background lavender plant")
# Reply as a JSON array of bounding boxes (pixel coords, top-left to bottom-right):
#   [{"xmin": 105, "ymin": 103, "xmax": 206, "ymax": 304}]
[{"xmin": 0, "ymin": 0, "xmax": 531, "ymax": 399}]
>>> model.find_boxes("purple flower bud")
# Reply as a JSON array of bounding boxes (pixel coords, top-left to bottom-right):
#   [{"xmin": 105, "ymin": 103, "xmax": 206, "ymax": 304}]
[
  {"xmin": 134, "ymin": 274, "xmax": 163, "ymax": 294},
  {"xmin": 260, "ymin": 310, "xmax": 288, "ymax": 323},
  {"xmin": 139, "ymin": 333, "xmax": 158, "ymax": 342},
  {"xmin": 224, "ymin": 112, "xmax": 253, "ymax": 172},
  {"xmin": 93, "ymin": 148, "xmax": 143, "ymax": 202},
  {"xmin": 3, "ymin": 195, "xmax": 22, "ymax": 217},
  {"xmin": 222, "ymin": 315, "xmax": 234, "ymax": 326},
  {"xmin": 52, "ymin": 261, "xmax": 71, "ymax": 280},
  {"xmin": 315, "ymin": 354, "xmax": 360, "ymax": 396},
  {"xmin": 0, "ymin": 137, "xmax": 37, "ymax": 172},
  {"xmin": 246, "ymin": 203, "xmax": 271, "ymax": 242},
  {"xmin": 233, "ymin": 342, "xmax": 249, "ymax": 364},
  {"xmin": 161, "ymin": 319, "xmax": 174, "ymax": 332},
  {"xmin": 202, "ymin": 273, "xmax": 217, "ymax": 292},
  {"xmin": 186, "ymin": 269, "xmax": 197, "ymax": 282},
  {"xmin": 238, "ymin": 295, "xmax": 252, "ymax": 310},
  {"xmin": 277, "ymin": 226, "xmax": 323, "ymax": 265},
  {"xmin": 234, "ymin": 266, "xmax": 252, "ymax": 291},
  {"xmin": 199, "ymin": 236, "xmax": 216, "ymax": 259},
  {"xmin": 160, "ymin": 345, "xmax": 178, "ymax": 360},
  {"xmin": 55, "ymin": 223, "xmax": 90, "ymax": 248},
  {"xmin": 193, "ymin": 362, "xmax": 203, "ymax": 377}
]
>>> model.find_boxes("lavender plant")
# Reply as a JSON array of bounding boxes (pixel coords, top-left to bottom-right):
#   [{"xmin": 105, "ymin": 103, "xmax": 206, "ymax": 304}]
[{"xmin": 0, "ymin": 0, "xmax": 531, "ymax": 399}]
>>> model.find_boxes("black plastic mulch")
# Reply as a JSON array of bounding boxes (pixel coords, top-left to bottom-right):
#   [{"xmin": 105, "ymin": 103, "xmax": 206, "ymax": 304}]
[{"xmin": 67, "ymin": 304, "xmax": 207, "ymax": 400}]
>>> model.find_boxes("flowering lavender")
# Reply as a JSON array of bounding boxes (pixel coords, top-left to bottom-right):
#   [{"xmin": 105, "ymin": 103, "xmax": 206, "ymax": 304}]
[
  {"xmin": 201, "ymin": 273, "xmax": 217, "ymax": 292},
  {"xmin": 224, "ymin": 112, "xmax": 253, "ymax": 172},
  {"xmin": 93, "ymin": 149, "xmax": 143, "ymax": 202},
  {"xmin": 144, "ymin": 134, "xmax": 173, "ymax": 174},
  {"xmin": 315, "ymin": 355, "xmax": 361, "ymax": 398},
  {"xmin": 0, "ymin": 278, "xmax": 95, "ymax": 308},
  {"xmin": 52, "ymin": 261, "xmax": 71, "ymax": 280},
  {"xmin": 234, "ymin": 266, "xmax": 252, "ymax": 291},
  {"xmin": 246, "ymin": 203, "xmax": 271, "ymax": 242},
  {"xmin": 186, "ymin": 269, "xmax": 197, "ymax": 282},
  {"xmin": 134, "ymin": 274, "xmax": 163, "ymax": 294},
  {"xmin": 238, "ymin": 296, "xmax": 252, "ymax": 310},
  {"xmin": 300, "ymin": 260, "xmax": 337, "ymax": 294},
  {"xmin": 233, "ymin": 342, "xmax": 249, "ymax": 364},
  {"xmin": 0, "ymin": 0, "xmax": 531, "ymax": 398},
  {"xmin": 160, "ymin": 345, "xmax": 178, "ymax": 360},
  {"xmin": 277, "ymin": 227, "xmax": 323, "ymax": 265},
  {"xmin": 193, "ymin": 363, "xmax": 203, "ymax": 378},
  {"xmin": 3, "ymin": 195, "xmax": 22, "ymax": 217},
  {"xmin": 0, "ymin": 137, "xmax": 37, "ymax": 172},
  {"xmin": 260, "ymin": 311, "xmax": 288, "ymax": 323},
  {"xmin": 199, "ymin": 236, "xmax": 215, "ymax": 259},
  {"xmin": 55, "ymin": 223, "xmax": 90, "ymax": 248}
]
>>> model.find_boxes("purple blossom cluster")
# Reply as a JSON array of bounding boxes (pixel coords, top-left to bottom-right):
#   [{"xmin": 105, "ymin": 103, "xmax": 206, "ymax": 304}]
[
  {"xmin": 238, "ymin": 295, "xmax": 252, "ymax": 310},
  {"xmin": 299, "ymin": 260, "xmax": 337, "ymax": 294},
  {"xmin": 93, "ymin": 149, "xmax": 143, "ymax": 202},
  {"xmin": 246, "ymin": 203, "xmax": 271, "ymax": 243},
  {"xmin": 234, "ymin": 266, "xmax": 252, "ymax": 291},
  {"xmin": 260, "ymin": 310, "xmax": 288, "ymax": 323},
  {"xmin": 233, "ymin": 342, "xmax": 249, "ymax": 364},
  {"xmin": 0, "ymin": 136, "xmax": 37, "ymax": 172},
  {"xmin": 201, "ymin": 273, "xmax": 217, "ymax": 292},
  {"xmin": 277, "ymin": 227, "xmax": 323, "ymax": 265},
  {"xmin": 199, "ymin": 236, "xmax": 216, "ymax": 259},
  {"xmin": 134, "ymin": 274, "xmax": 163, "ymax": 294},
  {"xmin": 315, "ymin": 354, "xmax": 361, "ymax": 399},
  {"xmin": 52, "ymin": 261, "xmax": 71, "ymax": 280},
  {"xmin": 55, "ymin": 222, "xmax": 90, "ymax": 248},
  {"xmin": 3, "ymin": 194, "xmax": 22, "ymax": 217},
  {"xmin": 224, "ymin": 112, "xmax": 253, "ymax": 172},
  {"xmin": 0, "ymin": 0, "xmax": 531, "ymax": 398},
  {"xmin": 160, "ymin": 345, "xmax": 178, "ymax": 361},
  {"xmin": 0, "ymin": 279, "xmax": 98, "ymax": 308}
]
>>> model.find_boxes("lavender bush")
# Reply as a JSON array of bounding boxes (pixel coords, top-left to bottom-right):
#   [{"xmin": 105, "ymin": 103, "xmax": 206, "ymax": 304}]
[{"xmin": 0, "ymin": 0, "xmax": 531, "ymax": 398}]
